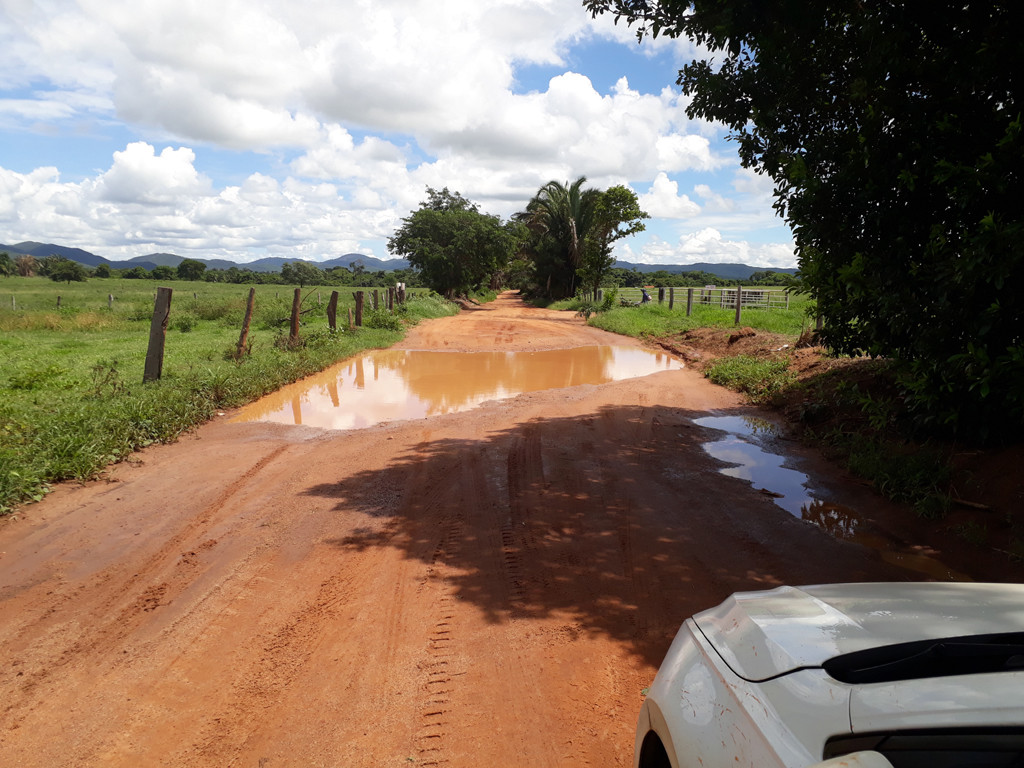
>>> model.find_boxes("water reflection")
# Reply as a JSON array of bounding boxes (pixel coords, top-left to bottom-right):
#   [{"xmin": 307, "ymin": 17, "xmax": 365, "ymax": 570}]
[
  {"xmin": 696, "ymin": 415, "xmax": 969, "ymax": 581},
  {"xmin": 234, "ymin": 345, "xmax": 682, "ymax": 431}
]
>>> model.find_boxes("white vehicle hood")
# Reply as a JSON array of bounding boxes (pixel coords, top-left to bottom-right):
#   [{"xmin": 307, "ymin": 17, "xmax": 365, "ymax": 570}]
[{"xmin": 692, "ymin": 582, "xmax": 1024, "ymax": 682}]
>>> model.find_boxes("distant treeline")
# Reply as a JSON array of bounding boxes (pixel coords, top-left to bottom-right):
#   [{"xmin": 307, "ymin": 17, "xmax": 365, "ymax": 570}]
[
  {"xmin": 2, "ymin": 251, "xmax": 794, "ymax": 289},
  {"xmin": 0, "ymin": 251, "xmax": 425, "ymax": 288},
  {"xmin": 608, "ymin": 267, "xmax": 794, "ymax": 288}
]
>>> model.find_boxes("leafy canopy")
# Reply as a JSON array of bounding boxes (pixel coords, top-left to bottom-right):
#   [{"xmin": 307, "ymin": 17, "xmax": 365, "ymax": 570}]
[
  {"xmin": 520, "ymin": 177, "xmax": 648, "ymax": 299},
  {"xmin": 47, "ymin": 257, "xmax": 88, "ymax": 284},
  {"xmin": 388, "ymin": 187, "xmax": 520, "ymax": 298},
  {"xmin": 584, "ymin": 0, "xmax": 1024, "ymax": 439},
  {"xmin": 280, "ymin": 260, "xmax": 325, "ymax": 287},
  {"xmin": 177, "ymin": 258, "xmax": 207, "ymax": 281}
]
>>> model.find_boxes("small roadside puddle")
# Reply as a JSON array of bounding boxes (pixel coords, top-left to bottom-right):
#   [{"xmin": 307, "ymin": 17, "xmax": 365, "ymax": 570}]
[
  {"xmin": 233, "ymin": 345, "xmax": 682, "ymax": 430},
  {"xmin": 696, "ymin": 415, "xmax": 970, "ymax": 581}
]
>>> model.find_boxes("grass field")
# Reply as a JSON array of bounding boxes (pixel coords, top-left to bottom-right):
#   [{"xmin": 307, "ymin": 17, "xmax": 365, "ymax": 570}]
[
  {"xmin": 558, "ymin": 287, "xmax": 814, "ymax": 338},
  {"xmin": 0, "ymin": 277, "xmax": 456, "ymax": 513}
]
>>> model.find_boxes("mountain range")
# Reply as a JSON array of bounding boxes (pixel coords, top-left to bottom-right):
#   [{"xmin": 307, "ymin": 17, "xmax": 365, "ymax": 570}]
[{"xmin": 1, "ymin": 241, "xmax": 798, "ymax": 280}]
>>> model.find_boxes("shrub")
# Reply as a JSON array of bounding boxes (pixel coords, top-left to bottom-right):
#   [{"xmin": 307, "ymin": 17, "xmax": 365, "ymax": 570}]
[{"xmin": 705, "ymin": 355, "xmax": 795, "ymax": 404}]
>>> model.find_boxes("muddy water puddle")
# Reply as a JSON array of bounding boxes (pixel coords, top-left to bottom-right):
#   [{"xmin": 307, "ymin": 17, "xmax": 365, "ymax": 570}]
[
  {"xmin": 696, "ymin": 415, "xmax": 970, "ymax": 581},
  {"xmin": 234, "ymin": 345, "xmax": 682, "ymax": 430}
]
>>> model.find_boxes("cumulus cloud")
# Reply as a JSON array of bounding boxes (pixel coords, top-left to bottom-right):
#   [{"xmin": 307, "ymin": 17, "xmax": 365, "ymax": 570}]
[
  {"xmin": 0, "ymin": 143, "xmax": 402, "ymax": 261},
  {"xmin": 97, "ymin": 143, "xmax": 212, "ymax": 204},
  {"xmin": 639, "ymin": 173, "xmax": 700, "ymax": 218},
  {"xmin": 0, "ymin": 0, "xmax": 796, "ymax": 264}
]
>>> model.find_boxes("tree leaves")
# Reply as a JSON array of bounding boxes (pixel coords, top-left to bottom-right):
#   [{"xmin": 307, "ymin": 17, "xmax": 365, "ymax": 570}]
[
  {"xmin": 584, "ymin": 0, "xmax": 1023, "ymax": 439},
  {"xmin": 388, "ymin": 187, "xmax": 520, "ymax": 298}
]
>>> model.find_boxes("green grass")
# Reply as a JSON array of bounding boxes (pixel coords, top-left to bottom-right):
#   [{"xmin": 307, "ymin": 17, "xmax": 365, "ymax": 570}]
[
  {"xmin": 0, "ymin": 277, "xmax": 457, "ymax": 513},
  {"xmin": 586, "ymin": 290, "xmax": 812, "ymax": 337},
  {"xmin": 705, "ymin": 355, "xmax": 796, "ymax": 404}
]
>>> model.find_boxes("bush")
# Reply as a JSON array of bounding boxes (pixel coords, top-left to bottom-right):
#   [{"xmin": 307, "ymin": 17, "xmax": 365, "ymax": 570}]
[
  {"xmin": 363, "ymin": 308, "xmax": 404, "ymax": 331},
  {"xmin": 705, "ymin": 355, "xmax": 795, "ymax": 404}
]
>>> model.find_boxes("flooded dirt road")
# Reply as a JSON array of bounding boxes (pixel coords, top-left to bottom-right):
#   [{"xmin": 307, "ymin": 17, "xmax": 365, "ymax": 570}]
[{"xmin": 0, "ymin": 293, "xmax": 994, "ymax": 767}]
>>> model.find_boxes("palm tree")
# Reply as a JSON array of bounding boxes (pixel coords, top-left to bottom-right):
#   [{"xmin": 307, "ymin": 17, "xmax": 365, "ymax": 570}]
[{"xmin": 521, "ymin": 177, "xmax": 601, "ymax": 298}]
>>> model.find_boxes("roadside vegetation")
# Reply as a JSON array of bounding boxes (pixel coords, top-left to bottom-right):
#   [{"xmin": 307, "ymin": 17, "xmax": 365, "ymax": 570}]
[
  {"xmin": 0, "ymin": 277, "xmax": 457, "ymax": 513},
  {"xmin": 584, "ymin": 0, "xmax": 1022, "ymax": 445},
  {"xmin": 568, "ymin": 290, "xmax": 1023, "ymax": 560}
]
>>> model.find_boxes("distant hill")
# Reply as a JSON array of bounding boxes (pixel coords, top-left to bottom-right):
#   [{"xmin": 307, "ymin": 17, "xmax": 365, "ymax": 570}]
[
  {"xmin": 2, "ymin": 241, "xmax": 113, "ymax": 268},
  {"xmin": 1, "ymin": 242, "xmax": 410, "ymax": 273},
  {"xmin": 2, "ymin": 241, "xmax": 797, "ymax": 280}
]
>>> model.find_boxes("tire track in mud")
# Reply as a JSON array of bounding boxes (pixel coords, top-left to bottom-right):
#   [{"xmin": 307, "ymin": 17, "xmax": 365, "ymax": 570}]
[
  {"xmin": 414, "ymin": 511, "xmax": 463, "ymax": 767},
  {"xmin": 411, "ymin": 434, "xmax": 501, "ymax": 765},
  {"xmin": 171, "ymin": 565, "xmax": 359, "ymax": 766},
  {"xmin": 175, "ymin": 434, "xmax": 462, "ymax": 767},
  {"xmin": 0, "ymin": 444, "xmax": 297, "ymax": 729},
  {"xmin": 505, "ymin": 423, "xmax": 545, "ymax": 611}
]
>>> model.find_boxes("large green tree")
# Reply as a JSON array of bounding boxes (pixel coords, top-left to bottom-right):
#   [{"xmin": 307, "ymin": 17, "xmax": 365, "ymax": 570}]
[
  {"xmin": 520, "ymin": 178, "xmax": 648, "ymax": 299},
  {"xmin": 580, "ymin": 185, "xmax": 649, "ymax": 296},
  {"xmin": 280, "ymin": 261, "xmax": 325, "ymax": 287},
  {"xmin": 584, "ymin": 0, "xmax": 1023, "ymax": 438},
  {"xmin": 388, "ymin": 187, "xmax": 520, "ymax": 298},
  {"xmin": 177, "ymin": 258, "xmax": 207, "ymax": 281},
  {"xmin": 48, "ymin": 258, "xmax": 88, "ymax": 284},
  {"xmin": 520, "ymin": 177, "xmax": 601, "ymax": 299}
]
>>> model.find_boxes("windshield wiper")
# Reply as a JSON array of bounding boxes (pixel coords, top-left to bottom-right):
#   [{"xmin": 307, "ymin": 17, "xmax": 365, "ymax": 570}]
[{"xmin": 824, "ymin": 632, "xmax": 1024, "ymax": 684}]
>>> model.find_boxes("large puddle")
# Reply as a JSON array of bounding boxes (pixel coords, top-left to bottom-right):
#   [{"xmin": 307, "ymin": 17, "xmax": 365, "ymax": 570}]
[
  {"xmin": 696, "ymin": 415, "xmax": 970, "ymax": 581},
  {"xmin": 233, "ymin": 345, "xmax": 682, "ymax": 430}
]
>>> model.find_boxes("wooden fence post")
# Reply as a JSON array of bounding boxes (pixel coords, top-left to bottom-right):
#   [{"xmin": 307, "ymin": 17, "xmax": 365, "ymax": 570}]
[
  {"xmin": 348, "ymin": 307, "xmax": 354, "ymax": 329},
  {"xmin": 236, "ymin": 287, "xmax": 256, "ymax": 358},
  {"xmin": 143, "ymin": 287, "xmax": 173, "ymax": 382},
  {"xmin": 108, "ymin": 294, "xmax": 113, "ymax": 310},
  {"xmin": 57, "ymin": 296, "xmax": 61, "ymax": 309},
  {"xmin": 353, "ymin": 291, "xmax": 364, "ymax": 326},
  {"xmin": 734, "ymin": 287, "xmax": 743, "ymax": 324},
  {"xmin": 686, "ymin": 288, "xmax": 694, "ymax": 317},
  {"xmin": 658, "ymin": 287, "xmax": 665, "ymax": 304},
  {"xmin": 373, "ymin": 289, "xmax": 380, "ymax": 311},
  {"xmin": 290, "ymin": 287, "xmax": 301, "ymax": 342},
  {"xmin": 388, "ymin": 287, "xmax": 395, "ymax": 311},
  {"xmin": 327, "ymin": 291, "xmax": 339, "ymax": 331},
  {"xmin": 669, "ymin": 287, "xmax": 675, "ymax": 310}
]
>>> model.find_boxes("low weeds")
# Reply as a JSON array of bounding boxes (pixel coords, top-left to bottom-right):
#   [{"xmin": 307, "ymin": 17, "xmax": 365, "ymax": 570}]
[{"xmin": 705, "ymin": 356, "xmax": 795, "ymax": 404}]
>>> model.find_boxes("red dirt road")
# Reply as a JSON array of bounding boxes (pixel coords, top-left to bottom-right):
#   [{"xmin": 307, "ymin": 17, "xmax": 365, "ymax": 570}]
[{"xmin": 0, "ymin": 294, "xmax": 953, "ymax": 767}]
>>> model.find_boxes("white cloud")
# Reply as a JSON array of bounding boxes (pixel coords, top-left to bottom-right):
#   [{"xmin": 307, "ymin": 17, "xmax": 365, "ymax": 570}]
[
  {"xmin": 97, "ymin": 143, "xmax": 212, "ymax": 204},
  {"xmin": 732, "ymin": 166, "xmax": 777, "ymax": 203},
  {"xmin": 0, "ymin": 143, "xmax": 400, "ymax": 261},
  {"xmin": 693, "ymin": 184, "xmax": 734, "ymax": 212},
  {"xmin": 639, "ymin": 173, "xmax": 700, "ymax": 218},
  {"xmin": 0, "ymin": 0, "xmax": 796, "ymax": 265}
]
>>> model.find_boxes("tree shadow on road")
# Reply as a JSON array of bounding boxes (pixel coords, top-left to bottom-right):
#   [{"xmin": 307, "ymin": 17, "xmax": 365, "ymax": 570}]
[{"xmin": 302, "ymin": 403, "xmax": 907, "ymax": 667}]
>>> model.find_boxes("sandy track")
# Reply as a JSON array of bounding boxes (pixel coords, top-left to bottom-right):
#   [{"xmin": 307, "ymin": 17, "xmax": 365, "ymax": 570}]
[{"xmin": 1, "ymin": 293, "xmax": 918, "ymax": 767}]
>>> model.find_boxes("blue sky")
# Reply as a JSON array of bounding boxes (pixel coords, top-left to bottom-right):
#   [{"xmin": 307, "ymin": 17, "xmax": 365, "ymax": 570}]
[{"xmin": 0, "ymin": 0, "xmax": 796, "ymax": 267}]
